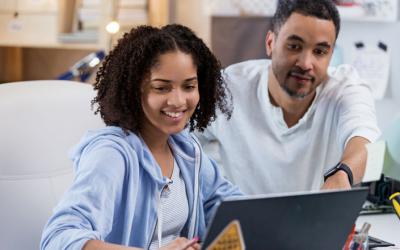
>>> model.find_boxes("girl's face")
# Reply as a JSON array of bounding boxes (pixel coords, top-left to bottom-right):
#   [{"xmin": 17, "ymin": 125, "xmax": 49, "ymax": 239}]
[{"xmin": 141, "ymin": 51, "xmax": 199, "ymax": 138}]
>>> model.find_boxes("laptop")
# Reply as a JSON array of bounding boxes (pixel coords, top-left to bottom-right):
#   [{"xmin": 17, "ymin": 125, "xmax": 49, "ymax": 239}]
[{"xmin": 202, "ymin": 187, "xmax": 369, "ymax": 250}]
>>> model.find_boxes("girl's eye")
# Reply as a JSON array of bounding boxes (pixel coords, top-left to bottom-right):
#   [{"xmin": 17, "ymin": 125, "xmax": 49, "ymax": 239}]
[
  {"xmin": 153, "ymin": 86, "xmax": 169, "ymax": 92},
  {"xmin": 183, "ymin": 83, "xmax": 198, "ymax": 91}
]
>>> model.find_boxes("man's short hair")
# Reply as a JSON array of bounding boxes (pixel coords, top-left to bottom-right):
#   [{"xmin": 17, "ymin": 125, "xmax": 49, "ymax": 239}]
[{"xmin": 272, "ymin": 0, "xmax": 341, "ymax": 39}]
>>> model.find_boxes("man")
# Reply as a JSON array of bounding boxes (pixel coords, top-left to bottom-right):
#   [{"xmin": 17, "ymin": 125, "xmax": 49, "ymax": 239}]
[{"xmin": 196, "ymin": 0, "xmax": 380, "ymax": 194}]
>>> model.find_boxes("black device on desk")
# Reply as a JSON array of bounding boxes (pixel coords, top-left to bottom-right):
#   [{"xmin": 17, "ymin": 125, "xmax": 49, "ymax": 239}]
[
  {"xmin": 365, "ymin": 115, "xmax": 400, "ymax": 215},
  {"xmin": 361, "ymin": 174, "xmax": 400, "ymax": 215},
  {"xmin": 201, "ymin": 188, "xmax": 368, "ymax": 250}
]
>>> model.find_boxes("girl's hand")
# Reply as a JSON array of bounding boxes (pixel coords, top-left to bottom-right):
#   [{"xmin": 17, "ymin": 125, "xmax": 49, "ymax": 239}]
[{"xmin": 160, "ymin": 237, "xmax": 200, "ymax": 250}]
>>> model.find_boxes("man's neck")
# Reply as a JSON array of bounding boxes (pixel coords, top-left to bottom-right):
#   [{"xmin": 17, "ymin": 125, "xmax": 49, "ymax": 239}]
[{"xmin": 268, "ymin": 67, "xmax": 316, "ymax": 128}]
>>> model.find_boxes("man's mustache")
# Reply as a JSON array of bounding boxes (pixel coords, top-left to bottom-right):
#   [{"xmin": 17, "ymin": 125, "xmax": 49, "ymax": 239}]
[{"xmin": 288, "ymin": 67, "xmax": 314, "ymax": 81}]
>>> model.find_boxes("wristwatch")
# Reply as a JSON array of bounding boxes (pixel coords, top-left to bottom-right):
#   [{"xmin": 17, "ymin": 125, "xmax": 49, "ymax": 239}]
[{"xmin": 324, "ymin": 162, "xmax": 354, "ymax": 186}]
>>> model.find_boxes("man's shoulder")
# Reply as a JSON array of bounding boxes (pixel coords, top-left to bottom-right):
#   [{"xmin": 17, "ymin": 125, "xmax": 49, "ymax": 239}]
[
  {"xmin": 222, "ymin": 59, "xmax": 270, "ymax": 92},
  {"xmin": 328, "ymin": 64, "xmax": 363, "ymax": 86},
  {"xmin": 316, "ymin": 64, "xmax": 375, "ymax": 112},
  {"xmin": 323, "ymin": 64, "xmax": 369, "ymax": 95},
  {"xmin": 223, "ymin": 59, "xmax": 269, "ymax": 79}
]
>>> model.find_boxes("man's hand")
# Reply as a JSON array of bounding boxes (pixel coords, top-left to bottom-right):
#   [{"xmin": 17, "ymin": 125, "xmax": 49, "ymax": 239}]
[
  {"xmin": 322, "ymin": 136, "xmax": 371, "ymax": 190},
  {"xmin": 321, "ymin": 170, "xmax": 351, "ymax": 190}
]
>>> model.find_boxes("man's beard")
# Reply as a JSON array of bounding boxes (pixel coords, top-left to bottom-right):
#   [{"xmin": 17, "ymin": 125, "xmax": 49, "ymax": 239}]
[
  {"xmin": 280, "ymin": 66, "xmax": 315, "ymax": 99},
  {"xmin": 281, "ymin": 83, "xmax": 309, "ymax": 99}
]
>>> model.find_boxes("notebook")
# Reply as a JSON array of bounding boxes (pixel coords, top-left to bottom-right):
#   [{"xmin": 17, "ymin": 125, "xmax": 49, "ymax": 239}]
[{"xmin": 202, "ymin": 188, "xmax": 369, "ymax": 250}]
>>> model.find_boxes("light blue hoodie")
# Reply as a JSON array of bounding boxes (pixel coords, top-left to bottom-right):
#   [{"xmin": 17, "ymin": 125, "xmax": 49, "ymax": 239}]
[{"xmin": 40, "ymin": 126, "xmax": 242, "ymax": 249}]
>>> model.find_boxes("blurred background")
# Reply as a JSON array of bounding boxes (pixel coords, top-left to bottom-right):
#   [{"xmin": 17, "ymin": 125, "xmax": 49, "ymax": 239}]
[
  {"xmin": 0, "ymin": 0, "xmax": 399, "ymax": 130},
  {"xmin": 1, "ymin": 2, "xmax": 399, "ymax": 248}
]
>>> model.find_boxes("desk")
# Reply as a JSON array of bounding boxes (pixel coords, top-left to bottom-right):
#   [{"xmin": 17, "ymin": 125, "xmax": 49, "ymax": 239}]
[{"xmin": 356, "ymin": 213, "xmax": 400, "ymax": 249}]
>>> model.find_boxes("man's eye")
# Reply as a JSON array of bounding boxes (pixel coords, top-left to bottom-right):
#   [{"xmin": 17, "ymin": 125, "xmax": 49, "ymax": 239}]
[
  {"xmin": 314, "ymin": 48, "xmax": 328, "ymax": 56},
  {"xmin": 287, "ymin": 44, "xmax": 301, "ymax": 50}
]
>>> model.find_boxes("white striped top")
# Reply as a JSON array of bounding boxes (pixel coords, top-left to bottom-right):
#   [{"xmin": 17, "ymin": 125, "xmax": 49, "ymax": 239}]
[{"xmin": 149, "ymin": 159, "xmax": 189, "ymax": 249}]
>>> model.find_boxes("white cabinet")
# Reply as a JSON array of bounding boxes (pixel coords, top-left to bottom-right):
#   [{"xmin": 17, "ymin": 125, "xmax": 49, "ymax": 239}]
[
  {"xmin": 0, "ymin": 0, "xmax": 170, "ymax": 83},
  {"xmin": 0, "ymin": 14, "xmax": 58, "ymax": 46},
  {"xmin": 337, "ymin": 0, "xmax": 398, "ymax": 22},
  {"xmin": 0, "ymin": 0, "xmax": 15, "ymax": 12},
  {"xmin": 16, "ymin": 0, "xmax": 58, "ymax": 13},
  {"xmin": 0, "ymin": 0, "xmax": 58, "ymax": 47}
]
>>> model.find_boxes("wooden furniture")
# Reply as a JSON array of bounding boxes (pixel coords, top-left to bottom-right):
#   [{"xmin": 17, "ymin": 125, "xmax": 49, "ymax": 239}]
[{"xmin": 0, "ymin": 0, "xmax": 170, "ymax": 83}]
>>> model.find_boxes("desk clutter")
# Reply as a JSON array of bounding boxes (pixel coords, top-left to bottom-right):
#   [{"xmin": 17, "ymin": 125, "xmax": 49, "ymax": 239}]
[{"xmin": 363, "ymin": 176, "xmax": 400, "ymax": 214}]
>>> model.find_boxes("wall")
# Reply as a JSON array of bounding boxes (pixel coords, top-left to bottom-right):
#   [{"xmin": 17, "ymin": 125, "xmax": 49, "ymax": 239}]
[
  {"xmin": 337, "ymin": 20, "xmax": 400, "ymax": 131},
  {"xmin": 172, "ymin": 0, "xmax": 211, "ymax": 46}
]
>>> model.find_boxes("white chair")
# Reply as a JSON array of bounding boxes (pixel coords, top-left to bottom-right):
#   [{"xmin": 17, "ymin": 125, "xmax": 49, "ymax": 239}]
[{"xmin": 0, "ymin": 80, "xmax": 104, "ymax": 250}]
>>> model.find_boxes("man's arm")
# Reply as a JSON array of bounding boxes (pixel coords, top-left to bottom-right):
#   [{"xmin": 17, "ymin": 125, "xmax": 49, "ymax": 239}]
[
  {"xmin": 321, "ymin": 136, "xmax": 369, "ymax": 190},
  {"xmin": 322, "ymin": 66, "xmax": 381, "ymax": 190}
]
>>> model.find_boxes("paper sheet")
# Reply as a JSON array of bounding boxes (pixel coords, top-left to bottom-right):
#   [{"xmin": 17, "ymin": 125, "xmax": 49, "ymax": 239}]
[
  {"xmin": 362, "ymin": 141, "xmax": 386, "ymax": 183},
  {"xmin": 351, "ymin": 43, "xmax": 390, "ymax": 100}
]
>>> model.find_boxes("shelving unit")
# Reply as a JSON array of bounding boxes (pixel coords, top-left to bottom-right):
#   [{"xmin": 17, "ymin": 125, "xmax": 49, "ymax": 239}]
[
  {"xmin": 337, "ymin": 0, "xmax": 398, "ymax": 23},
  {"xmin": 0, "ymin": 0, "xmax": 170, "ymax": 83}
]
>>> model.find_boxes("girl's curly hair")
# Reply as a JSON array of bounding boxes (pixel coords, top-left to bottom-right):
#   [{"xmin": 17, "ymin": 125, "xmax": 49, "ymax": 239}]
[{"xmin": 92, "ymin": 24, "xmax": 232, "ymax": 134}]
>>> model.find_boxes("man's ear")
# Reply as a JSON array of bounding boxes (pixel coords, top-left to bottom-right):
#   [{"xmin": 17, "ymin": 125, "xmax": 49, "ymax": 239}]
[{"xmin": 266, "ymin": 31, "xmax": 275, "ymax": 57}]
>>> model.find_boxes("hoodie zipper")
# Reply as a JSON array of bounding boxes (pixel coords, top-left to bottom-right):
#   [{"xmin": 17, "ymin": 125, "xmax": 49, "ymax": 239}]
[
  {"xmin": 146, "ymin": 182, "xmax": 170, "ymax": 249},
  {"xmin": 146, "ymin": 136, "xmax": 202, "ymax": 248}
]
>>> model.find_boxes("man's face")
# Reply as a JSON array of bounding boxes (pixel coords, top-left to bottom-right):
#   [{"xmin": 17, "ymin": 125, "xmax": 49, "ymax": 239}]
[{"xmin": 266, "ymin": 12, "xmax": 336, "ymax": 99}]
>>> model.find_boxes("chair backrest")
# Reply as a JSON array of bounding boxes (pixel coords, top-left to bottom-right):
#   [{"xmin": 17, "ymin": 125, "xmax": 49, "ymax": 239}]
[{"xmin": 0, "ymin": 80, "xmax": 104, "ymax": 250}]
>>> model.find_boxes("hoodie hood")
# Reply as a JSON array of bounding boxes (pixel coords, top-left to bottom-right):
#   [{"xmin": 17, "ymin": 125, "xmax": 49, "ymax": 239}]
[
  {"xmin": 41, "ymin": 125, "xmax": 241, "ymax": 249},
  {"xmin": 69, "ymin": 126, "xmax": 197, "ymax": 186}
]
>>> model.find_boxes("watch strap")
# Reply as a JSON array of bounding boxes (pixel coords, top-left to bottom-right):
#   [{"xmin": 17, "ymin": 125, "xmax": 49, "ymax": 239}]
[{"xmin": 324, "ymin": 162, "xmax": 354, "ymax": 186}]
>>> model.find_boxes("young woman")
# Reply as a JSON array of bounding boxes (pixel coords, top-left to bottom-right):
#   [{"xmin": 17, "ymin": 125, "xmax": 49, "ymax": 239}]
[{"xmin": 40, "ymin": 24, "xmax": 242, "ymax": 250}]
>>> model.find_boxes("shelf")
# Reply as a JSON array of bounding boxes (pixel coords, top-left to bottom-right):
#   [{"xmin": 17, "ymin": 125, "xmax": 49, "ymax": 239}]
[
  {"xmin": 0, "ymin": 0, "xmax": 171, "ymax": 83},
  {"xmin": 0, "ymin": 41, "xmax": 102, "ymax": 50},
  {"xmin": 337, "ymin": 0, "xmax": 398, "ymax": 23}
]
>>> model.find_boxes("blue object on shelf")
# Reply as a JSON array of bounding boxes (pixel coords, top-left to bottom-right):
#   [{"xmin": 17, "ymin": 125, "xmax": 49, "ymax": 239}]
[{"xmin": 58, "ymin": 50, "xmax": 105, "ymax": 82}]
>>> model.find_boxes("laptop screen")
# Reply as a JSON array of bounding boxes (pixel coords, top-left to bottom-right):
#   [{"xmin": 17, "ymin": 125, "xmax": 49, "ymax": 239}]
[{"xmin": 202, "ymin": 188, "xmax": 368, "ymax": 250}]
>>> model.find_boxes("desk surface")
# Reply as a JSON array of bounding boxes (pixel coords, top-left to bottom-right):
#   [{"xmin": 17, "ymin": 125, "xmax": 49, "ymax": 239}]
[{"xmin": 356, "ymin": 213, "xmax": 400, "ymax": 249}]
